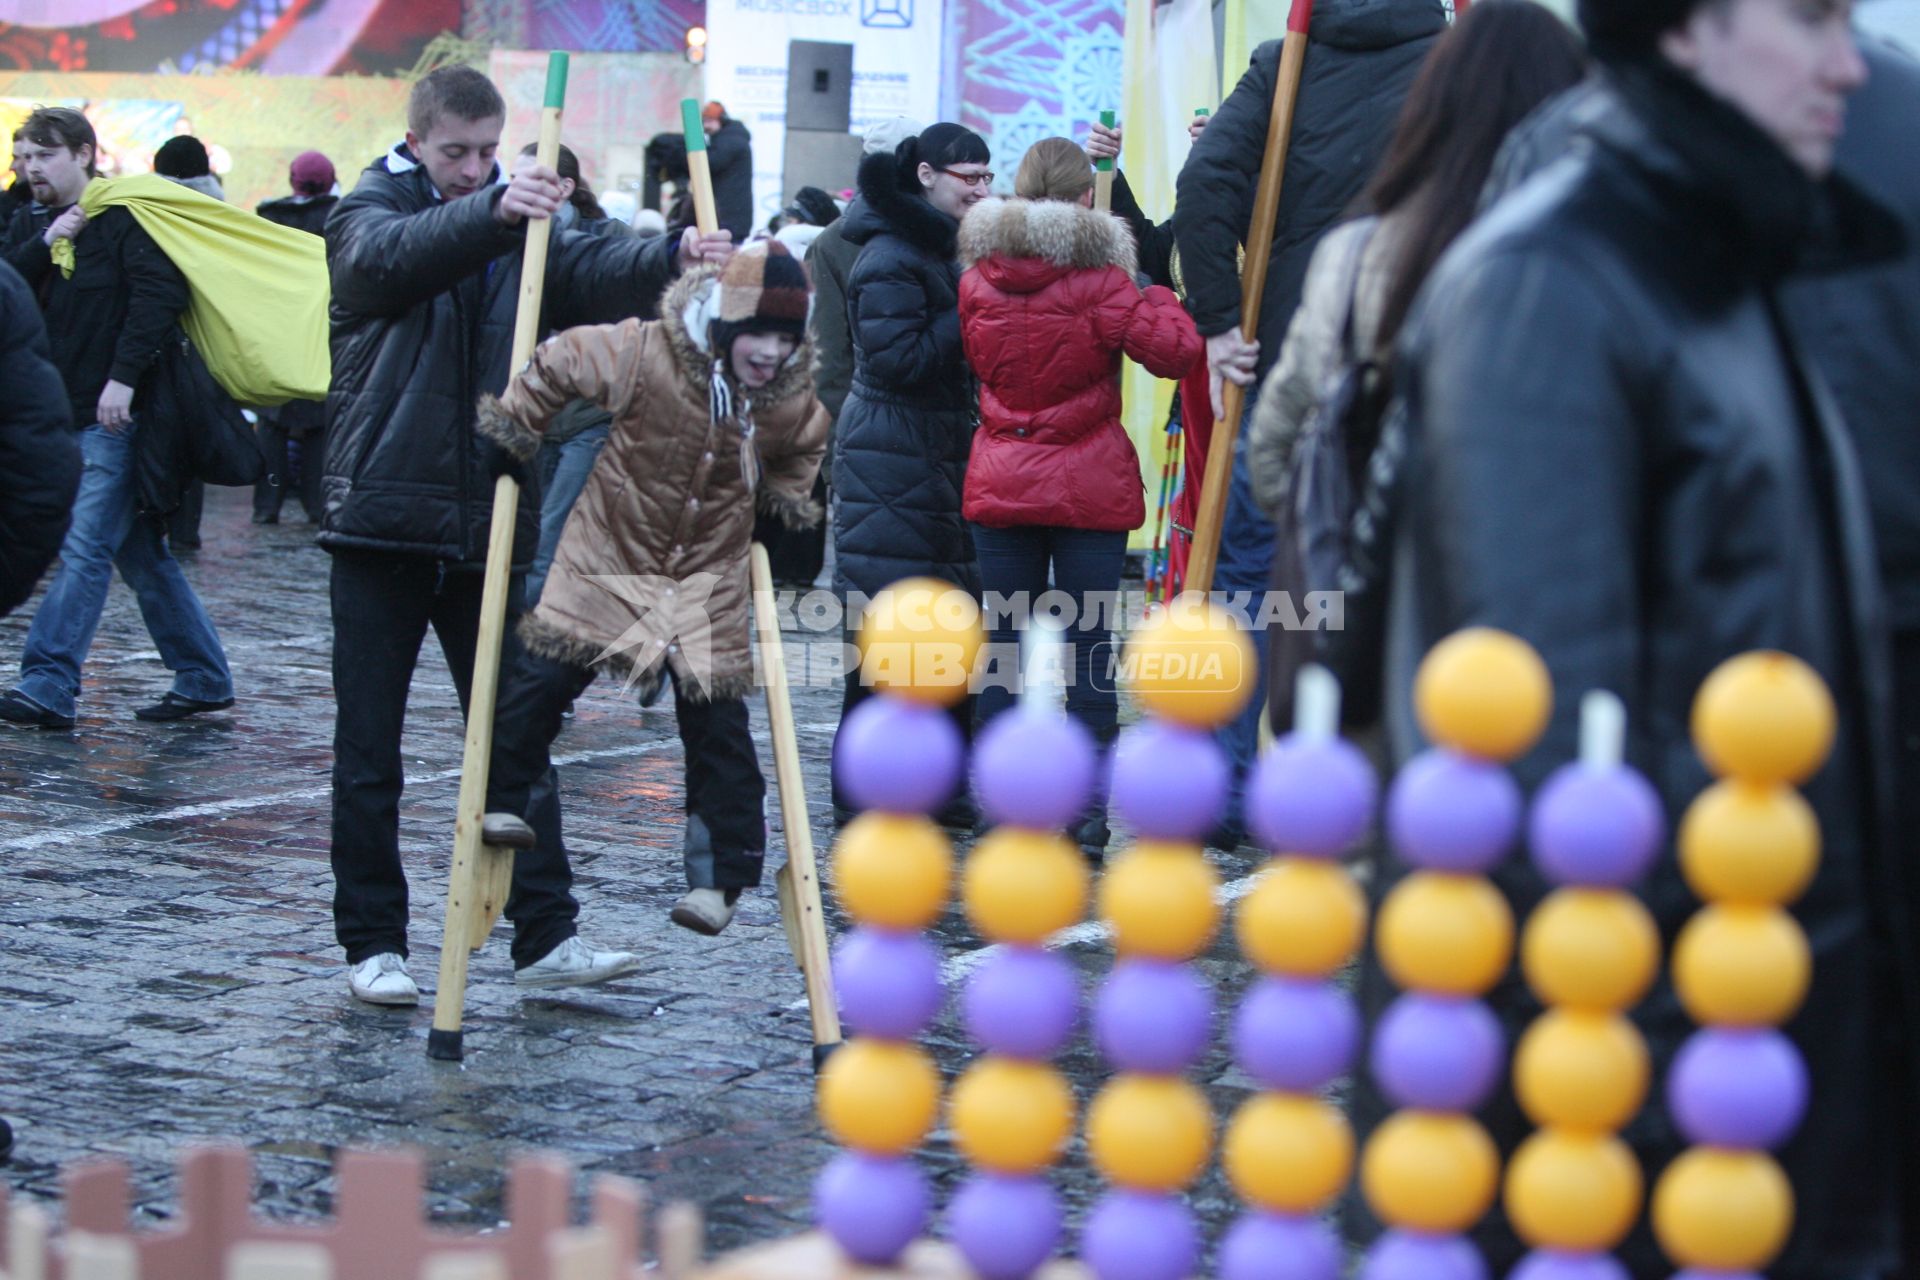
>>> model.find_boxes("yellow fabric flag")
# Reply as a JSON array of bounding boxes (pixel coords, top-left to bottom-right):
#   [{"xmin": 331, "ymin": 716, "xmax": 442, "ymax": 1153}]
[
  {"xmin": 1119, "ymin": 0, "xmax": 1219, "ymax": 550},
  {"xmin": 51, "ymin": 174, "xmax": 329, "ymax": 406}
]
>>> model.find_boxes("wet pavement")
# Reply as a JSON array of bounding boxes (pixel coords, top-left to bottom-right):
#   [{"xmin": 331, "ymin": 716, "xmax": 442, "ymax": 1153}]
[{"xmin": 0, "ymin": 487, "xmax": 1283, "ymax": 1258}]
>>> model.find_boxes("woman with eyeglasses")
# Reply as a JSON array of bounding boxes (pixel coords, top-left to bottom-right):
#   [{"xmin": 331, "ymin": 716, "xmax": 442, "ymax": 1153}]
[
  {"xmin": 830, "ymin": 122, "xmax": 992, "ymax": 824},
  {"xmin": 956, "ymin": 138, "xmax": 1202, "ymax": 858}
]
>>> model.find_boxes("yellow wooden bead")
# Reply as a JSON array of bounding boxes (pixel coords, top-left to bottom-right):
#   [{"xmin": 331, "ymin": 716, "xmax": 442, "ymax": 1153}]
[
  {"xmin": 1360, "ymin": 1111, "xmax": 1501, "ymax": 1234},
  {"xmin": 1505, "ymin": 1131, "xmax": 1643, "ymax": 1253},
  {"xmin": 1223, "ymin": 1093, "xmax": 1354, "ymax": 1214},
  {"xmin": 1652, "ymin": 1148, "xmax": 1794, "ymax": 1272},
  {"xmin": 948, "ymin": 1058, "xmax": 1076, "ymax": 1174},
  {"xmin": 1513, "ymin": 1009, "xmax": 1650, "ymax": 1133},
  {"xmin": 1691, "ymin": 650, "xmax": 1834, "ymax": 785},
  {"xmin": 1121, "ymin": 600, "xmax": 1255, "ymax": 729},
  {"xmin": 1098, "ymin": 841, "xmax": 1220, "ymax": 960},
  {"xmin": 1679, "ymin": 780, "xmax": 1819, "ymax": 906},
  {"xmin": 831, "ymin": 813, "xmax": 953, "ymax": 929},
  {"xmin": 1376, "ymin": 872, "xmax": 1513, "ymax": 997},
  {"xmin": 1412, "ymin": 627, "xmax": 1552, "ymax": 762},
  {"xmin": 963, "ymin": 828, "xmax": 1089, "ymax": 944},
  {"xmin": 1520, "ymin": 888, "xmax": 1660, "ymax": 1012},
  {"xmin": 817, "ymin": 1039, "xmax": 942, "ymax": 1155},
  {"xmin": 1672, "ymin": 904, "xmax": 1811, "ymax": 1027},
  {"xmin": 1086, "ymin": 1075, "xmax": 1214, "ymax": 1191},
  {"xmin": 1235, "ymin": 858, "xmax": 1368, "ymax": 978},
  {"xmin": 856, "ymin": 576, "xmax": 985, "ymax": 707}
]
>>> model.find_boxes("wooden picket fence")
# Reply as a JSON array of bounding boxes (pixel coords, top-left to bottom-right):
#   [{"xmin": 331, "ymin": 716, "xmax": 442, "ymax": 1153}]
[{"xmin": 0, "ymin": 1145, "xmax": 716, "ymax": 1280}]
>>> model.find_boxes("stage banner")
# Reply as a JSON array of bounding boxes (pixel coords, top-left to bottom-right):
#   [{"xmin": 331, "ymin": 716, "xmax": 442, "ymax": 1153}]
[{"xmin": 703, "ymin": 0, "xmax": 946, "ymax": 224}]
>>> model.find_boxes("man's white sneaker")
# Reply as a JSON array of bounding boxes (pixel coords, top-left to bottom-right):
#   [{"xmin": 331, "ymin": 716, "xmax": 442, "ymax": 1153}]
[
  {"xmin": 348, "ymin": 952, "xmax": 419, "ymax": 1006},
  {"xmin": 670, "ymin": 888, "xmax": 740, "ymax": 936},
  {"xmin": 513, "ymin": 936, "xmax": 642, "ymax": 988}
]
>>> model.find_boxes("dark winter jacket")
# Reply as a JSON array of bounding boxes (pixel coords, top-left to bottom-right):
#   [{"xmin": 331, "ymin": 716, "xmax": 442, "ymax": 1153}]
[
  {"xmin": 321, "ymin": 144, "xmax": 681, "ymax": 568},
  {"xmin": 1485, "ymin": 40, "xmax": 1920, "ymax": 635},
  {"xmin": 0, "ymin": 179, "xmax": 30, "ymax": 231},
  {"xmin": 958, "ymin": 197, "xmax": 1200, "ymax": 532},
  {"xmin": 1173, "ymin": 0, "xmax": 1446, "ymax": 378},
  {"xmin": 832, "ymin": 153, "xmax": 979, "ymax": 598},
  {"xmin": 808, "ymin": 207, "xmax": 863, "ymax": 424},
  {"xmin": 1383, "ymin": 59, "xmax": 1909, "ymax": 1279},
  {"xmin": 1109, "ymin": 171, "xmax": 1176, "ymax": 289},
  {"xmin": 707, "ymin": 119, "xmax": 755, "ymax": 244},
  {"xmin": 0, "ymin": 259, "xmax": 79, "ymax": 616},
  {"xmin": 257, "ymin": 192, "xmax": 339, "ymax": 238},
  {"xmin": 4, "ymin": 202, "xmax": 189, "ymax": 431},
  {"xmin": 256, "ymin": 193, "xmax": 338, "ymax": 438}
]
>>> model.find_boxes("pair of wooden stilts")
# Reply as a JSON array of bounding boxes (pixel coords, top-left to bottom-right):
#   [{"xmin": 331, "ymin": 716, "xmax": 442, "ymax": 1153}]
[{"xmin": 424, "ymin": 70, "xmax": 838, "ymax": 1066}]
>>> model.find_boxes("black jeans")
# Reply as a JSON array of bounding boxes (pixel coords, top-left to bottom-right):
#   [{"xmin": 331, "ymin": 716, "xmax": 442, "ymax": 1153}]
[
  {"xmin": 487, "ymin": 653, "xmax": 769, "ymax": 890},
  {"xmin": 328, "ymin": 550, "xmax": 577, "ymax": 968},
  {"xmin": 254, "ymin": 418, "xmax": 325, "ymax": 522},
  {"xmin": 969, "ymin": 523, "xmax": 1127, "ymax": 739}
]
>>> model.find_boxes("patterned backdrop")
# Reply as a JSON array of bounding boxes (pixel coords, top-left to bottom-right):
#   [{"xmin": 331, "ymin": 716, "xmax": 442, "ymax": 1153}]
[{"xmin": 955, "ymin": 0, "xmax": 1124, "ymax": 174}]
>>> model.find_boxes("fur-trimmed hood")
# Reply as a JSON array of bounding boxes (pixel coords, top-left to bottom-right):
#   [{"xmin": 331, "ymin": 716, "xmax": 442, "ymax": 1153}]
[
  {"xmin": 657, "ymin": 263, "xmax": 818, "ymax": 409},
  {"xmin": 844, "ymin": 150, "xmax": 961, "ymax": 259},
  {"xmin": 959, "ymin": 197, "xmax": 1139, "ymax": 291}
]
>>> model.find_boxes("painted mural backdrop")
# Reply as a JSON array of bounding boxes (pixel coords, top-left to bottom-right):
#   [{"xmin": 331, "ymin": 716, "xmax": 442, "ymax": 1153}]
[
  {"xmin": 0, "ymin": 0, "xmax": 460, "ymax": 75},
  {"xmin": 955, "ymin": 0, "xmax": 1122, "ymax": 179}
]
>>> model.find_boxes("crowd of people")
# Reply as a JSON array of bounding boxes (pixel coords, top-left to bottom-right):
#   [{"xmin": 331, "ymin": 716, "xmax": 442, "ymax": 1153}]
[{"xmin": 2, "ymin": 0, "xmax": 1919, "ymax": 1268}]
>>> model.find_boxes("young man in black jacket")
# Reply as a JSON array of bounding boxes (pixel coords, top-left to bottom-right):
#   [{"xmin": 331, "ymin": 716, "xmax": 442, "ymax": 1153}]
[
  {"xmin": 700, "ymin": 102, "xmax": 755, "ymax": 245},
  {"xmin": 0, "ymin": 107, "xmax": 234, "ymax": 731},
  {"xmin": 1170, "ymin": 0, "xmax": 1448, "ymax": 842},
  {"xmin": 323, "ymin": 67, "xmax": 732, "ymax": 1005}
]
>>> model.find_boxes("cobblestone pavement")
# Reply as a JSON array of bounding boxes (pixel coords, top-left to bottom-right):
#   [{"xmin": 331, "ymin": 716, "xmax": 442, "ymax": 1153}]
[{"xmin": 0, "ymin": 487, "xmax": 1282, "ymax": 1261}]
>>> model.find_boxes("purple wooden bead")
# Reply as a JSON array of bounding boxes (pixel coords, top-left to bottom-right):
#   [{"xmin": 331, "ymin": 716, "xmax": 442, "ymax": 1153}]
[
  {"xmin": 1093, "ymin": 959, "xmax": 1214, "ymax": 1074},
  {"xmin": 1668, "ymin": 1028, "xmax": 1809, "ymax": 1150},
  {"xmin": 950, "ymin": 1174, "xmax": 1063, "ymax": 1280},
  {"xmin": 833, "ymin": 927, "xmax": 944, "ymax": 1039},
  {"xmin": 1361, "ymin": 1232, "xmax": 1488, "ymax": 1280},
  {"xmin": 963, "ymin": 946, "xmax": 1081, "ymax": 1059},
  {"xmin": 834, "ymin": 696, "xmax": 963, "ymax": 815},
  {"xmin": 1081, "ymin": 1192, "xmax": 1200, "ymax": 1280},
  {"xmin": 1528, "ymin": 761, "xmax": 1665, "ymax": 888},
  {"xmin": 1232, "ymin": 977, "xmax": 1361, "ymax": 1092},
  {"xmin": 1218, "ymin": 1212, "xmax": 1341, "ymax": 1280},
  {"xmin": 1510, "ymin": 1254, "xmax": 1632, "ymax": 1280},
  {"xmin": 974, "ymin": 708, "xmax": 1099, "ymax": 830},
  {"xmin": 1246, "ymin": 733, "xmax": 1377, "ymax": 857},
  {"xmin": 1109, "ymin": 721, "xmax": 1230, "ymax": 842},
  {"xmin": 1385, "ymin": 750, "xmax": 1521, "ymax": 873},
  {"xmin": 1370, "ymin": 994, "xmax": 1504, "ymax": 1112},
  {"xmin": 815, "ymin": 1152, "xmax": 929, "ymax": 1265}
]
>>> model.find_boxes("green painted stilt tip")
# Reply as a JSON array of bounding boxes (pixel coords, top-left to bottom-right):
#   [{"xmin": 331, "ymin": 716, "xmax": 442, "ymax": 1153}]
[
  {"xmin": 681, "ymin": 98, "xmax": 708, "ymax": 152},
  {"xmin": 543, "ymin": 52, "xmax": 570, "ymax": 109}
]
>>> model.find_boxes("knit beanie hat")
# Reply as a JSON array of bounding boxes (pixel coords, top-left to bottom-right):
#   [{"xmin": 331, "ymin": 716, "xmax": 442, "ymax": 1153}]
[
  {"xmin": 1578, "ymin": 0, "xmax": 1705, "ymax": 60},
  {"xmin": 290, "ymin": 150, "xmax": 336, "ymax": 196},
  {"xmin": 862, "ymin": 115, "xmax": 924, "ymax": 157},
  {"xmin": 154, "ymin": 135, "xmax": 212, "ymax": 179},
  {"xmin": 791, "ymin": 185, "xmax": 841, "ymax": 227},
  {"xmin": 708, "ymin": 240, "xmax": 812, "ymax": 353}
]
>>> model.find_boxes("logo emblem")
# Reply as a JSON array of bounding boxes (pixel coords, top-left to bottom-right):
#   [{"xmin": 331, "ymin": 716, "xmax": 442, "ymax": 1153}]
[{"xmin": 861, "ymin": 0, "xmax": 913, "ymax": 27}]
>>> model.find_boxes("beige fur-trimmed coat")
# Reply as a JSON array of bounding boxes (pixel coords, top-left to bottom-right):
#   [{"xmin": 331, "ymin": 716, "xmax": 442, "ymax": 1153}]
[{"xmin": 477, "ymin": 265, "xmax": 829, "ymax": 700}]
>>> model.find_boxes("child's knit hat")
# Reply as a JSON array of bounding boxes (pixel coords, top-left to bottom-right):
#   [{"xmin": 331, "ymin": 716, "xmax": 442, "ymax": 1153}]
[{"xmin": 710, "ymin": 241, "xmax": 811, "ymax": 351}]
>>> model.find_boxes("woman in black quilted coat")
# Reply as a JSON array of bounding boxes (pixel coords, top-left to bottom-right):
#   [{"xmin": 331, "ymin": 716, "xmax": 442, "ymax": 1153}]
[{"xmin": 830, "ymin": 123, "xmax": 991, "ymax": 820}]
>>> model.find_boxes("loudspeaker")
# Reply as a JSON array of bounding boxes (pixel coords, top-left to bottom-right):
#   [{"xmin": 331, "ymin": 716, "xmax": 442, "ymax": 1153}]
[
  {"xmin": 782, "ymin": 129, "xmax": 866, "ymax": 204},
  {"xmin": 786, "ymin": 41, "xmax": 854, "ymax": 133}
]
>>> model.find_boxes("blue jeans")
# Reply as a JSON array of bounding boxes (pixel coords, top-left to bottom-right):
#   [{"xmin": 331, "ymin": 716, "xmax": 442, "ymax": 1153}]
[
  {"xmin": 526, "ymin": 424, "xmax": 609, "ymax": 606},
  {"xmin": 970, "ymin": 523, "xmax": 1128, "ymax": 741},
  {"xmin": 1214, "ymin": 418, "xmax": 1275, "ymax": 832},
  {"xmin": 14, "ymin": 422, "xmax": 232, "ymax": 720}
]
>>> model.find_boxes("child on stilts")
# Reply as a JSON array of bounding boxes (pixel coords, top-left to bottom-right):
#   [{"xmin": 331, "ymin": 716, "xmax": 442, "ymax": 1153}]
[{"xmin": 474, "ymin": 242, "xmax": 829, "ymax": 936}]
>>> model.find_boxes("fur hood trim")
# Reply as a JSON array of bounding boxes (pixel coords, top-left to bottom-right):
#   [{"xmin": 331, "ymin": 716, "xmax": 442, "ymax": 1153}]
[
  {"xmin": 659, "ymin": 265, "xmax": 818, "ymax": 409},
  {"xmin": 758, "ymin": 483, "xmax": 824, "ymax": 530},
  {"xmin": 959, "ymin": 197, "xmax": 1139, "ymax": 276},
  {"xmin": 850, "ymin": 151, "xmax": 960, "ymax": 258},
  {"xmin": 517, "ymin": 614, "xmax": 749, "ymax": 702}
]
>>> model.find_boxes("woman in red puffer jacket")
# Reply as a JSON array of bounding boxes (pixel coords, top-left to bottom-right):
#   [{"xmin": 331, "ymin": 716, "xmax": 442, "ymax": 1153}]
[{"xmin": 959, "ymin": 136, "xmax": 1202, "ymax": 856}]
